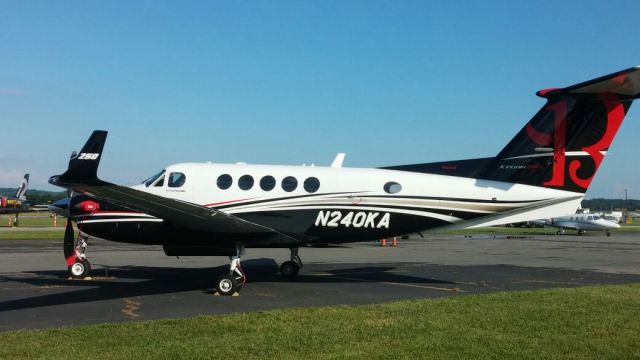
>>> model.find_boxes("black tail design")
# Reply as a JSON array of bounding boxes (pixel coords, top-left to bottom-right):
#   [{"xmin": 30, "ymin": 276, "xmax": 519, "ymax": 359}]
[
  {"xmin": 14, "ymin": 174, "xmax": 29, "ymax": 200},
  {"xmin": 49, "ymin": 130, "xmax": 108, "ymax": 187},
  {"xmin": 384, "ymin": 66, "xmax": 640, "ymax": 193}
]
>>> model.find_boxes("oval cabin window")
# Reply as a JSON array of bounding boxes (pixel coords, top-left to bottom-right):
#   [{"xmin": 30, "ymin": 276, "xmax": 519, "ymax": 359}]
[
  {"xmin": 260, "ymin": 176, "xmax": 276, "ymax": 191},
  {"xmin": 383, "ymin": 181, "xmax": 402, "ymax": 194},
  {"xmin": 282, "ymin": 176, "xmax": 298, "ymax": 192},
  {"xmin": 303, "ymin": 177, "xmax": 320, "ymax": 193},
  {"xmin": 238, "ymin": 175, "xmax": 254, "ymax": 190},
  {"xmin": 217, "ymin": 174, "xmax": 233, "ymax": 190}
]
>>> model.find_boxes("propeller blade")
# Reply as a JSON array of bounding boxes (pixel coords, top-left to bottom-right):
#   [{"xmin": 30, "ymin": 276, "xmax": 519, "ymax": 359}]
[
  {"xmin": 67, "ymin": 151, "xmax": 77, "ymax": 198},
  {"xmin": 63, "ymin": 217, "xmax": 75, "ymax": 264}
]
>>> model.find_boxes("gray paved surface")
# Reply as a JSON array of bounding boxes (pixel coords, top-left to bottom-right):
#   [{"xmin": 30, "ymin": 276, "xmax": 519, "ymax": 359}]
[{"xmin": 1, "ymin": 232, "xmax": 639, "ymax": 331}]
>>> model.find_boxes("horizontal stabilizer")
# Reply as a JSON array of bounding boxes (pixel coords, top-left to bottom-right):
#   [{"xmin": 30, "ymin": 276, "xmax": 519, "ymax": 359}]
[{"xmin": 538, "ymin": 66, "xmax": 640, "ymax": 99}]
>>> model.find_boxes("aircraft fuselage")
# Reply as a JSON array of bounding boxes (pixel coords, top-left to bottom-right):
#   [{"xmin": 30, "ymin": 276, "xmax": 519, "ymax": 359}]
[{"xmin": 64, "ymin": 162, "xmax": 582, "ymax": 254}]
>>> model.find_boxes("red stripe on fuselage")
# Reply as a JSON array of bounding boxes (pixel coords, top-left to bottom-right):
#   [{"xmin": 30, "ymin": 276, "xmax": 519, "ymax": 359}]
[{"xmin": 204, "ymin": 198, "xmax": 255, "ymax": 208}]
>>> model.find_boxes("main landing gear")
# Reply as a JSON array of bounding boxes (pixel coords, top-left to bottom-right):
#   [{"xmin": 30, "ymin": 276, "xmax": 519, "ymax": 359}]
[
  {"xmin": 215, "ymin": 245, "xmax": 304, "ymax": 296},
  {"xmin": 68, "ymin": 237, "xmax": 91, "ymax": 279},
  {"xmin": 215, "ymin": 244, "xmax": 246, "ymax": 296},
  {"xmin": 280, "ymin": 247, "xmax": 303, "ymax": 278}
]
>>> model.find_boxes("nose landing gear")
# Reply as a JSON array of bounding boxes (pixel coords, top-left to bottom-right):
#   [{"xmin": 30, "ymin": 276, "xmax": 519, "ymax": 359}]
[{"xmin": 68, "ymin": 237, "xmax": 91, "ymax": 279}]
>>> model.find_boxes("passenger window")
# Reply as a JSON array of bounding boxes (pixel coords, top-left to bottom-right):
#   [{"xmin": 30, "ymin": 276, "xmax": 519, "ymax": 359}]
[
  {"xmin": 260, "ymin": 176, "xmax": 276, "ymax": 191},
  {"xmin": 168, "ymin": 172, "xmax": 186, "ymax": 188},
  {"xmin": 217, "ymin": 174, "xmax": 232, "ymax": 190},
  {"xmin": 383, "ymin": 181, "xmax": 402, "ymax": 194},
  {"xmin": 282, "ymin": 176, "xmax": 298, "ymax": 192},
  {"xmin": 154, "ymin": 176, "xmax": 165, "ymax": 187},
  {"xmin": 238, "ymin": 175, "xmax": 254, "ymax": 190},
  {"xmin": 588, "ymin": 216, "xmax": 593, "ymax": 221},
  {"xmin": 303, "ymin": 177, "xmax": 320, "ymax": 193}
]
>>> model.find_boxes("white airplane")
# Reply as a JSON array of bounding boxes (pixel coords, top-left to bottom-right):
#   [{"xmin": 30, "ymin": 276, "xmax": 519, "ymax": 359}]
[
  {"xmin": 49, "ymin": 66, "xmax": 640, "ymax": 295},
  {"xmin": 536, "ymin": 213, "xmax": 621, "ymax": 236}
]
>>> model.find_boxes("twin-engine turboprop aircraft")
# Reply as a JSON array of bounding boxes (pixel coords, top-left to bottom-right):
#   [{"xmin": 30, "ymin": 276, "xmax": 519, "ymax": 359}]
[
  {"xmin": 49, "ymin": 66, "xmax": 640, "ymax": 295},
  {"xmin": 535, "ymin": 213, "xmax": 621, "ymax": 236}
]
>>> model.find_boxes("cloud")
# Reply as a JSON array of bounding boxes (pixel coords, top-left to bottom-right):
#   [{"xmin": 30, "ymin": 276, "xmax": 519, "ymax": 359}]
[{"xmin": 0, "ymin": 88, "xmax": 27, "ymax": 96}]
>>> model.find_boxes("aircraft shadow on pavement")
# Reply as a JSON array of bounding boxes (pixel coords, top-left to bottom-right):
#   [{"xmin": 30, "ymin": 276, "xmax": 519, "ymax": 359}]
[{"xmin": 0, "ymin": 259, "xmax": 458, "ymax": 313}]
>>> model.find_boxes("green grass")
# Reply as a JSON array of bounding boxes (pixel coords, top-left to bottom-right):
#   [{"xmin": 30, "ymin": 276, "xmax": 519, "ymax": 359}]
[
  {"xmin": 0, "ymin": 212, "xmax": 61, "ymax": 227},
  {"xmin": 0, "ymin": 230, "xmax": 69, "ymax": 240},
  {"xmin": 1, "ymin": 284, "xmax": 639, "ymax": 359}
]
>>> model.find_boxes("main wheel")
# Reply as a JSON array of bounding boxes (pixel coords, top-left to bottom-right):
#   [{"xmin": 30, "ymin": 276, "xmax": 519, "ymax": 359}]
[
  {"xmin": 216, "ymin": 274, "xmax": 239, "ymax": 296},
  {"xmin": 280, "ymin": 261, "xmax": 300, "ymax": 278},
  {"xmin": 68, "ymin": 259, "xmax": 91, "ymax": 279}
]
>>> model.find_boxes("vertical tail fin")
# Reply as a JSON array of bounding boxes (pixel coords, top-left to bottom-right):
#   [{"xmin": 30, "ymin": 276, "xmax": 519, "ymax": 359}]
[
  {"xmin": 492, "ymin": 66, "xmax": 640, "ymax": 193},
  {"xmin": 49, "ymin": 130, "xmax": 108, "ymax": 187},
  {"xmin": 383, "ymin": 67, "xmax": 640, "ymax": 194},
  {"xmin": 14, "ymin": 174, "xmax": 29, "ymax": 200}
]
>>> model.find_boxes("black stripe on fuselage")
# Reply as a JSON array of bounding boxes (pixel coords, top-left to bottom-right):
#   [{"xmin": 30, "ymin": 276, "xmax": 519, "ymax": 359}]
[
  {"xmin": 211, "ymin": 191, "xmax": 363, "ymax": 210},
  {"xmin": 243, "ymin": 203, "xmax": 486, "ymax": 220}
]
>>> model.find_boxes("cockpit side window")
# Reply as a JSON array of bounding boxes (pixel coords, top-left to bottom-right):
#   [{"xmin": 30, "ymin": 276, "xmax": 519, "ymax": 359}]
[
  {"xmin": 143, "ymin": 170, "xmax": 165, "ymax": 187},
  {"xmin": 168, "ymin": 172, "xmax": 186, "ymax": 188},
  {"xmin": 154, "ymin": 176, "xmax": 165, "ymax": 187}
]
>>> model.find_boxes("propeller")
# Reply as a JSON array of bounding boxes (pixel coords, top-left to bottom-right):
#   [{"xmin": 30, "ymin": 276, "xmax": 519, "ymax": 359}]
[
  {"xmin": 63, "ymin": 213, "xmax": 75, "ymax": 264},
  {"xmin": 63, "ymin": 151, "xmax": 77, "ymax": 265}
]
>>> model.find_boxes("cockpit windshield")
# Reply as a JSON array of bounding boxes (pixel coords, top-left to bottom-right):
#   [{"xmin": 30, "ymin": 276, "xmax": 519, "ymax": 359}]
[{"xmin": 142, "ymin": 169, "xmax": 166, "ymax": 187}]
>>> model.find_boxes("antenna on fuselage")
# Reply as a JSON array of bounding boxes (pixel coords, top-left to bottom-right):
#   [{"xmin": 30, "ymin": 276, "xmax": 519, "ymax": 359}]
[{"xmin": 331, "ymin": 153, "xmax": 345, "ymax": 168}]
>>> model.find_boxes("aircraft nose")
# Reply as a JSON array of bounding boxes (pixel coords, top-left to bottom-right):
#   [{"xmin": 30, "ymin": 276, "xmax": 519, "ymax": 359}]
[
  {"xmin": 48, "ymin": 198, "xmax": 70, "ymax": 216},
  {"xmin": 600, "ymin": 219, "xmax": 621, "ymax": 229}
]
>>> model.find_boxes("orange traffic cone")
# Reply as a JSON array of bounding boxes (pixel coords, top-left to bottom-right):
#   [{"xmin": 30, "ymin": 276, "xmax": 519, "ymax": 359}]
[
  {"xmin": 391, "ymin": 237, "xmax": 398, "ymax": 247},
  {"xmin": 380, "ymin": 238, "xmax": 387, "ymax": 246}
]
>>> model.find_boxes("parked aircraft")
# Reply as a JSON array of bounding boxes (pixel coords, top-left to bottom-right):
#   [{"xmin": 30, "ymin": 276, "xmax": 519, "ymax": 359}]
[
  {"xmin": 535, "ymin": 213, "xmax": 621, "ymax": 236},
  {"xmin": 49, "ymin": 66, "xmax": 640, "ymax": 295},
  {"xmin": 0, "ymin": 174, "xmax": 30, "ymax": 226}
]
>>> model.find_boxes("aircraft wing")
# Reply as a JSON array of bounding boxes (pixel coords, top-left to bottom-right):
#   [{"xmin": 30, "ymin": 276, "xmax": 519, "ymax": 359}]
[
  {"xmin": 49, "ymin": 130, "xmax": 278, "ymax": 235},
  {"xmin": 73, "ymin": 182, "xmax": 276, "ymax": 234}
]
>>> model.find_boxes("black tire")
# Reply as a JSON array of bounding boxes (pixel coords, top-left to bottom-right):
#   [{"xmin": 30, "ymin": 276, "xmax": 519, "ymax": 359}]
[
  {"xmin": 606, "ymin": 231, "xmax": 611, "ymax": 237},
  {"xmin": 280, "ymin": 261, "xmax": 300, "ymax": 278},
  {"xmin": 216, "ymin": 274, "xmax": 238, "ymax": 296},
  {"xmin": 68, "ymin": 259, "xmax": 91, "ymax": 279}
]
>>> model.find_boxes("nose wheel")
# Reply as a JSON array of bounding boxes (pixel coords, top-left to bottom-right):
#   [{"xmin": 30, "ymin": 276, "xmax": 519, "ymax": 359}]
[
  {"xmin": 69, "ymin": 258, "xmax": 91, "ymax": 278},
  {"xmin": 280, "ymin": 247, "xmax": 303, "ymax": 278},
  {"xmin": 67, "ymin": 237, "xmax": 92, "ymax": 279}
]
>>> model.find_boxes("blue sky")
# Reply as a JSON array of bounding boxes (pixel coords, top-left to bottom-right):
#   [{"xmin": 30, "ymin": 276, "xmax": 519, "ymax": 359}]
[{"xmin": 1, "ymin": 0, "xmax": 639, "ymax": 198}]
